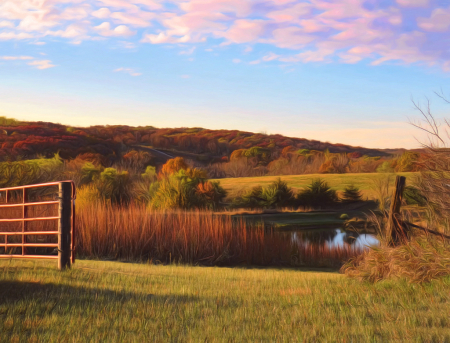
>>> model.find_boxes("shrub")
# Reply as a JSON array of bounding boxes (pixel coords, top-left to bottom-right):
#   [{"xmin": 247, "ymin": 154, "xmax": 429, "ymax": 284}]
[
  {"xmin": 150, "ymin": 169, "xmax": 226, "ymax": 210},
  {"xmin": 403, "ymin": 185, "xmax": 427, "ymax": 206},
  {"xmin": 231, "ymin": 186, "xmax": 264, "ymax": 209},
  {"xmin": 296, "ymin": 178, "xmax": 338, "ymax": 208},
  {"xmin": 96, "ymin": 168, "xmax": 132, "ymax": 205},
  {"xmin": 341, "ymin": 184, "xmax": 363, "ymax": 203},
  {"xmin": 319, "ymin": 154, "xmax": 349, "ymax": 174},
  {"xmin": 260, "ymin": 178, "xmax": 295, "ymax": 208},
  {"xmin": 141, "ymin": 165, "xmax": 157, "ymax": 182},
  {"xmin": 195, "ymin": 180, "xmax": 227, "ymax": 210},
  {"xmin": 159, "ymin": 157, "xmax": 188, "ymax": 178},
  {"xmin": 0, "ymin": 116, "xmax": 21, "ymax": 126},
  {"xmin": 0, "ymin": 154, "xmax": 64, "ymax": 188},
  {"xmin": 395, "ymin": 151, "xmax": 420, "ymax": 172},
  {"xmin": 122, "ymin": 150, "xmax": 153, "ymax": 171},
  {"xmin": 80, "ymin": 162, "xmax": 101, "ymax": 185},
  {"xmin": 232, "ymin": 178, "xmax": 295, "ymax": 209}
]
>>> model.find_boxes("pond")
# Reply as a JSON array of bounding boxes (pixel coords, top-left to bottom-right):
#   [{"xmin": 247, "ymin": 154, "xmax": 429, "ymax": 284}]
[{"xmin": 278, "ymin": 228, "xmax": 379, "ymax": 250}]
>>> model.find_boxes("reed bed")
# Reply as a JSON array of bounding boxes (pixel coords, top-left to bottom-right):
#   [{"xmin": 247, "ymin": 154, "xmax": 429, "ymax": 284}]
[{"xmin": 76, "ymin": 202, "xmax": 363, "ymax": 268}]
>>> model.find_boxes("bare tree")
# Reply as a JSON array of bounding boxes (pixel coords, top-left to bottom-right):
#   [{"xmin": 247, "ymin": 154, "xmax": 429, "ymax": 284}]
[{"xmin": 410, "ymin": 91, "xmax": 450, "ymax": 232}]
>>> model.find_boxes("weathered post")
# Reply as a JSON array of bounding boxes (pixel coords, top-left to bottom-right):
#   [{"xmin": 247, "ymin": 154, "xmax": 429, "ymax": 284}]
[
  {"xmin": 22, "ymin": 188, "xmax": 28, "ymax": 256},
  {"xmin": 58, "ymin": 182, "xmax": 72, "ymax": 270},
  {"xmin": 386, "ymin": 175, "xmax": 407, "ymax": 246}
]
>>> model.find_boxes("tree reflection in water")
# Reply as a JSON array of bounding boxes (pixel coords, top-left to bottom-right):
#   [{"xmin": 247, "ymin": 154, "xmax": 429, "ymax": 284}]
[{"xmin": 279, "ymin": 228, "xmax": 378, "ymax": 250}]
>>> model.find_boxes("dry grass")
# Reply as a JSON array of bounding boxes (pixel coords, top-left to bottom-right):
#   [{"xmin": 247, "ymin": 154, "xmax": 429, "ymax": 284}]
[
  {"xmin": 341, "ymin": 210, "xmax": 450, "ymax": 283},
  {"xmin": 341, "ymin": 234, "xmax": 450, "ymax": 283},
  {"xmin": 76, "ymin": 202, "xmax": 362, "ymax": 268}
]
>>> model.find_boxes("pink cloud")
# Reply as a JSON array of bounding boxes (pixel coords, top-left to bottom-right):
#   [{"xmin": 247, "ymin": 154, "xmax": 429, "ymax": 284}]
[
  {"xmin": 27, "ymin": 59, "xmax": 55, "ymax": 69},
  {"xmin": 262, "ymin": 52, "xmax": 280, "ymax": 61},
  {"xmin": 141, "ymin": 32, "xmax": 196, "ymax": 44},
  {"xmin": 94, "ymin": 22, "xmax": 135, "ymax": 37},
  {"xmin": 0, "ymin": 31, "xmax": 34, "ymax": 40},
  {"xmin": 266, "ymin": 3, "xmax": 312, "ymax": 23},
  {"xmin": 0, "ymin": 55, "xmax": 33, "ymax": 60},
  {"xmin": 46, "ymin": 24, "xmax": 88, "ymax": 39},
  {"xmin": 0, "ymin": 20, "xmax": 14, "ymax": 28},
  {"xmin": 162, "ymin": 12, "xmax": 229, "ymax": 38},
  {"xmin": 220, "ymin": 19, "xmax": 266, "ymax": 43},
  {"xmin": 0, "ymin": 0, "xmax": 449, "ymax": 71},
  {"xmin": 110, "ymin": 11, "xmax": 154, "ymax": 27},
  {"xmin": 315, "ymin": 0, "xmax": 369, "ymax": 20},
  {"xmin": 299, "ymin": 19, "xmax": 329, "ymax": 33},
  {"xmin": 270, "ymin": 26, "xmax": 315, "ymax": 48},
  {"xmin": 92, "ymin": 8, "xmax": 112, "ymax": 19},
  {"xmin": 396, "ymin": 0, "xmax": 430, "ymax": 7},
  {"xmin": 418, "ymin": 8, "xmax": 450, "ymax": 32},
  {"xmin": 113, "ymin": 67, "xmax": 142, "ymax": 76},
  {"xmin": 179, "ymin": 0, "xmax": 252, "ymax": 17}
]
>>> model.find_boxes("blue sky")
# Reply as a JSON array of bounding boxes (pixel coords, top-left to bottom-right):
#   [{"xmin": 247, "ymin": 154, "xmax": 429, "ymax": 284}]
[{"xmin": 1, "ymin": 0, "xmax": 450, "ymax": 148}]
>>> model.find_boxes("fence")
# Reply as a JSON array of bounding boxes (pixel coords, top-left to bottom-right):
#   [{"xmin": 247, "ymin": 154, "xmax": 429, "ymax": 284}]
[{"xmin": 0, "ymin": 181, "xmax": 75, "ymax": 270}]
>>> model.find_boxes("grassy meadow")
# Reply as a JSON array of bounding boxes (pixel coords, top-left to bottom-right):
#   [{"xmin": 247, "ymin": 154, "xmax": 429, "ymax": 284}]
[
  {"xmin": 213, "ymin": 172, "xmax": 417, "ymax": 200},
  {"xmin": 1, "ymin": 259, "xmax": 450, "ymax": 342}
]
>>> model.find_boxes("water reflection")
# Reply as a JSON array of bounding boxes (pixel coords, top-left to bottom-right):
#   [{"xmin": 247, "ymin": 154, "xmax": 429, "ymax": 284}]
[{"xmin": 280, "ymin": 228, "xmax": 379, "ymax": 249}]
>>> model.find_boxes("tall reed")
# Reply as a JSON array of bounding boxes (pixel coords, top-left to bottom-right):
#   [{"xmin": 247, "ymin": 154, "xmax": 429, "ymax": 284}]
[{"xmin": 76, "ymin": 202, "xmax": 363, "ymax": 268}]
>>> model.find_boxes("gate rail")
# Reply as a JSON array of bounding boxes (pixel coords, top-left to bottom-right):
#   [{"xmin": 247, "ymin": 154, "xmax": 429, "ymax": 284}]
[{"xmin": 0, "ymin": 181, "xmax": 76, "ymax": 269}]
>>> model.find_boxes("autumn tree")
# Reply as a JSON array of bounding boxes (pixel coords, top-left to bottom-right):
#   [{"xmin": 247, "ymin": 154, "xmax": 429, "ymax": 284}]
[{"xmin": 159, "ymin": 157, "xmax": 189, "ymax": 178}]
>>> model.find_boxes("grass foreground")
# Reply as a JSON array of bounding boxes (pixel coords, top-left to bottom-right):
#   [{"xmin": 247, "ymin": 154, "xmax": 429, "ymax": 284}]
[{"xmin": 1, "ymin": 259, "xmax": 450, "ymax": 342}]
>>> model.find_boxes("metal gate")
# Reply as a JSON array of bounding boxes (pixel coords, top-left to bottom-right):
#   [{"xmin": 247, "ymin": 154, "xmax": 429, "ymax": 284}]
[{"xmin": 0, "ymin": 181, "xmax": 76, "ymax": 270}]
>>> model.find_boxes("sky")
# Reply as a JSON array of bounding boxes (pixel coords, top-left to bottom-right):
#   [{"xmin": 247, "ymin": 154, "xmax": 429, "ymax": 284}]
[{"xmin": 1, "ymin": 0, "xmax": 450, "ymax": 149}]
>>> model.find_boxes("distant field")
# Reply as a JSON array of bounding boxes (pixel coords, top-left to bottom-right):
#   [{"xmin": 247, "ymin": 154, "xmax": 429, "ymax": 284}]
[
  {"xmin": 213, "ymin": 172, "xmax": 418, "ymax": 200},
  {"xmin": 1, "ymin": 259, "xmax": 449, "ymax": 342}
]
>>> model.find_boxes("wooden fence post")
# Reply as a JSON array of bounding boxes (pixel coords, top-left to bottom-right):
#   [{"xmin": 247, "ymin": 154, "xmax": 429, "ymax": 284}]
[
  {"xmin": 386, "ymin": 175, "xmax": 407, "ymax": 246},
  {"xmin": 58, "ymin": 182, "xmax": 72, "ymax": 270}
]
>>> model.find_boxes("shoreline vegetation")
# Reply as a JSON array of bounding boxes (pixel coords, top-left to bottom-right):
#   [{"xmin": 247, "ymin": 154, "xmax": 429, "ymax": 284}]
[{"xmin": 76, "ymin": 203, "xmax": 364, "ymax": 268}]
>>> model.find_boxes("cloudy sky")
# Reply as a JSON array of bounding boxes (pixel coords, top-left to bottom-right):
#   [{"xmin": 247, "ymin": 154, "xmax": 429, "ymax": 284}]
[{"xmin": 1, "ymin": 0, "xmax": 450, "ymax": 148}]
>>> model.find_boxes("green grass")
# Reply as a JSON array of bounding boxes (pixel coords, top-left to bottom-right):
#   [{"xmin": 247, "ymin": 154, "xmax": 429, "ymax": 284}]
[
  {"xmin": 1, "ymin": 259, "xmax": 450, "ymax": 342},
  {"xmin": 213, "ymin": 172, "xmax": 418, "ymax": 200}
]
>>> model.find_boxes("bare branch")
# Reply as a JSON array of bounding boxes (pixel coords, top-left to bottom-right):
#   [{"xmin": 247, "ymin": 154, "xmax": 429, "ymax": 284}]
[
  {"xmin": 434, "ymin": 88, "xmax": 450, "ymax": 104},
  {"xmin": 410, "ymin": 96, "xmax": 445, "ymax": 145}
]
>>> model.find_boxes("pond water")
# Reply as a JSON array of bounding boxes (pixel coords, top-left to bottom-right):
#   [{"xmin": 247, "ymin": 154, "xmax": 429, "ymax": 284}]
[{"xmin": 279, "ymin": 228, "xmax": 379, "ymax": 249}]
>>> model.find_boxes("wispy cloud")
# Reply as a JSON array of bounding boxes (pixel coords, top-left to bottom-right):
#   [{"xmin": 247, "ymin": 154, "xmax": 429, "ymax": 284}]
[
  {"xmin": 113, "ymin": 67, "xmax": 142, "ymax": 76},
  {"xmin": 1, "ymin": 0, "xmax": 450, "ymax": 70},
  {"xmin": 179, "ymin": 46, "xmax": 196, "ymax": 55},
  {"xmin": 0, "ymin": 56, "xmax": 33, "ymax": 60},
  {"xmin": 27, "ymin": 60, "xmax": 56, "ymax": 70}
]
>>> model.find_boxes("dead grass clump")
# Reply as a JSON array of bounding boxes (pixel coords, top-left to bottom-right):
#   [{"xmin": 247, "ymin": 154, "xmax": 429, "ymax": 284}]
[{"xmin": 341, "ymin": 235, "xmax": 450, "ymax": 283}]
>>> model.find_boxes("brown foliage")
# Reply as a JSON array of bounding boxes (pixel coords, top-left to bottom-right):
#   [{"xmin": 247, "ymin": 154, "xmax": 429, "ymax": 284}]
[{"xmin": 159, "ymin": 157, "xmax": 189, "ymax": 178}]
